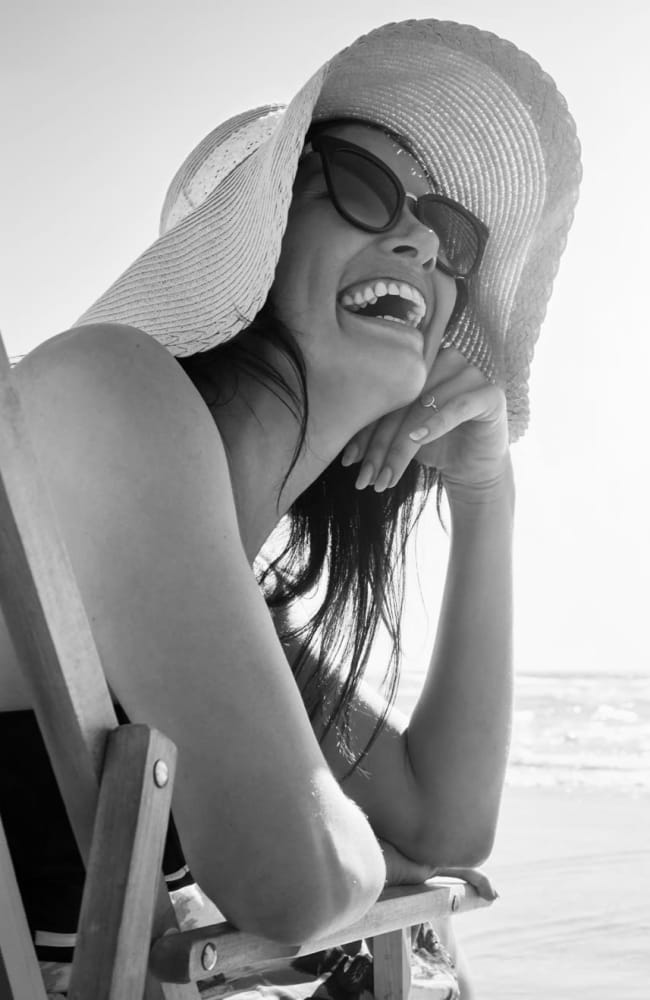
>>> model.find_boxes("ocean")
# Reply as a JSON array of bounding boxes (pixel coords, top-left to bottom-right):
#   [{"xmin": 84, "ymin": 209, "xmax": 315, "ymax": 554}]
[{"xmin": 393, "ymin": 670, "xmax": 650, "ymax": 794}]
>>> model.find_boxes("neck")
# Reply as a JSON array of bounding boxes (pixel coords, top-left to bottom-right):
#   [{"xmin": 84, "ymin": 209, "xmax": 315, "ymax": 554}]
[{"xmin": 211, "ymin": 374, "xmax": 353, "ymax": 563}]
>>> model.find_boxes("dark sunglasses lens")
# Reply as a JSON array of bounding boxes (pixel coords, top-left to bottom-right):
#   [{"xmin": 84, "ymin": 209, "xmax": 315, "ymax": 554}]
[
  {"xmin": 328, "ymin": 149, "xmax": 400, "ymax": 230},
  {"xmin": 418, "ymin": 197, "xmax": 482, "ymax": 277}
]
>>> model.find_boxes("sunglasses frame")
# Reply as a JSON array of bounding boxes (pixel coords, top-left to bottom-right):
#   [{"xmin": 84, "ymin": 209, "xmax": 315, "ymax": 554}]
[{"xmin": 308, "ymin": 133, "xmax": 489, "ymax": 279}]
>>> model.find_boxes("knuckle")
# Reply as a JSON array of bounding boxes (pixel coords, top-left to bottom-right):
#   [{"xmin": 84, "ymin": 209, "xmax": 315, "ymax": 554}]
[
  {"xmin": 366, "ymin": 438, "xmax": 393, "ymax": 463},
  {"xmin": 453, "ymin": 394, "xmax": 471, "ymax": 416},
  {"xmin": 385, "ymin": 450, "xmax": 407, "ymax": 471},
  {"xmin": 386, "ymin": 438, "xmax": 416, "ymax": 462}
]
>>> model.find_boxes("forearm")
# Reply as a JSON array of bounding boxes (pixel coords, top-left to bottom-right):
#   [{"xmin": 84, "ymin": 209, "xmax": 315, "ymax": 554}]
[{"xmin": 404, "ymin": 458, "xmax": 515, "ymax": 864}]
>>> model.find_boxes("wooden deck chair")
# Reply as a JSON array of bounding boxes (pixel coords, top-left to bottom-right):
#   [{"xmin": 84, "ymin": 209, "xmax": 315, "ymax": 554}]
[{"xmin": 0, "ymin": 334, "xmax": 490, "ymax": 1000}]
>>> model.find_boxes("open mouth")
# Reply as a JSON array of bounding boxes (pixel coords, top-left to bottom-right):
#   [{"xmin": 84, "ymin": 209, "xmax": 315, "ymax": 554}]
[{"xmin": 338, "ymin": 278, "xmax": 427, "ymax": 331}]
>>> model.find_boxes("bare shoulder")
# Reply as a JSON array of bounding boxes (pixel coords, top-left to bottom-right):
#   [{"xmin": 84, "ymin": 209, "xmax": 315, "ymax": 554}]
[
  {"xmin": 17, "ymin": 322, "xmax": 215, "ymax": 442},
  {"xmin": 12, "ymin": 322, "xmax": 248, "ymax": 676},
  {"xmin": 15, "ymin": 322, "xmax": 235, "ymax": 523}
]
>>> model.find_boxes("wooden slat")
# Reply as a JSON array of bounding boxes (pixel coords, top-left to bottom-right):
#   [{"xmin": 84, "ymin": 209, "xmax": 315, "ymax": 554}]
[
  {"xmin": 371, "ymin": 929, "xmax": 411, "ymax": 1000},
  {"xmin": 149, "ymin": 877, "xmax": 489, "ymax": 985},
  {"xmin": 68, "ymin": 726, "xmax": 177, "ymax": 1000},
  {"xmin": 0, "ymin": 817, "xmax": 48, "ymax": 1000}
]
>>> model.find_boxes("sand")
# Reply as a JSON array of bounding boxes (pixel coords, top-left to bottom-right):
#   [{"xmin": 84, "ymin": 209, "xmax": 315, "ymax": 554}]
[{"xmin": 452, "ymin": 786, "xmax": 650, "ymax": 999}]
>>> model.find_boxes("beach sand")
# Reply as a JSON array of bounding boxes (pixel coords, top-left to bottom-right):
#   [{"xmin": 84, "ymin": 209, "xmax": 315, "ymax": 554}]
[{"xmin": 453, "ymin": 786, "xmax": 650, "ymax": 999}]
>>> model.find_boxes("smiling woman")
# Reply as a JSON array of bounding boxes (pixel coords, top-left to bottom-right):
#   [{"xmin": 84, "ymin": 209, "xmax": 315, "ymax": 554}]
[
  {"xmin": 0, "ymin": 16, "xmax": 580, "ymax": 999},
  {"xmin": 272, "ymin": 122, "xmax": 460, "ymax": 418}
]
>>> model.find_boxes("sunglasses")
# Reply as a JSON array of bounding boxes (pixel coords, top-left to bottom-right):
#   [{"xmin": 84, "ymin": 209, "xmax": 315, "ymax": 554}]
[{"xmin": 306, "ymin": 133, "xmax": 489, "ymax": 280}]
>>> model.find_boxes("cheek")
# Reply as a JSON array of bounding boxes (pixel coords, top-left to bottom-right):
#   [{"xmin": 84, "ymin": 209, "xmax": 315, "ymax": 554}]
[
  {"xmin": 425, "ymin": 270, "xmax": 458, "ymax": 366},
  {"xmin": 271, "ymin": 215, "xmax": 339, "ymax": 327}
]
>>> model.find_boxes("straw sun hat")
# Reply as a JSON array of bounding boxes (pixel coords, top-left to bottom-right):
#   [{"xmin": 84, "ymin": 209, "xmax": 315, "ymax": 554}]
[{"xmin": 75, "ymin": 18, "xmax": 581, "ymax": 441}]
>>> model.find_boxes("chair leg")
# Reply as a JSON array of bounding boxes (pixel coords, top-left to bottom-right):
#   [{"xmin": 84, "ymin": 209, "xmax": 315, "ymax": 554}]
[
  {"xmin": 67, "ymin": 724, "xmax": 190, "ymax": 1000},
  {"xmin": 0, "ymin": 814, "xmax": 49, "ymax": 1000},
  {"xmin": 371, "ymin": 927, "xmax": 411, "ymax": 1000}
]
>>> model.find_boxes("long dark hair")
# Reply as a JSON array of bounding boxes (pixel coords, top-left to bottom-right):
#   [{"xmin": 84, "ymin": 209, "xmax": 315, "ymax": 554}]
[{"xmin": 178, "ymin": 299, "xmax": 444, "ymax": 774}]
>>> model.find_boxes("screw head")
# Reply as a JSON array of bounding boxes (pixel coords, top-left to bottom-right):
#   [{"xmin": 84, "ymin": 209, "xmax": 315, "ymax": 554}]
[
  {"xmin": 201, "ymin": 942, "xmax": 218, "ymax": 972},
  {"xmin": 153, "ymin": 759, "xmax": 169, "ymax": 788}
]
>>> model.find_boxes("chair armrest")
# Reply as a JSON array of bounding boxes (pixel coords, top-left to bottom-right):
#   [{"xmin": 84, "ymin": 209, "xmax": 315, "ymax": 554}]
[{"xmin": 149, "ymin": 876, "xmax": 491, "ymax": 985}]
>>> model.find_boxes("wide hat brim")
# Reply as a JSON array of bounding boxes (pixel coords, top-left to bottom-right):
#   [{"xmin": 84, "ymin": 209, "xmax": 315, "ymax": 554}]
[{"xmin": 75, "ymin": 19, "xmax": 581, "ymax": 441}]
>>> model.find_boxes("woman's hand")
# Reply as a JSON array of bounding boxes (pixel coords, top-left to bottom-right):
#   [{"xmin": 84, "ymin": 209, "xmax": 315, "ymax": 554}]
[
  {"xmin": 342, "ymin": 347, "xmax": 510, "ymax": 497},
  {"xmin": 378, "ymin": 838, "xmax": 437, "ymax": 886},
  {"xmin": 434, "ymin": 866, "xmax": 499, "ymax": 902},
  {"xmin": 378, "ymin": 840, "xmax": 499, "ymax": 901}
]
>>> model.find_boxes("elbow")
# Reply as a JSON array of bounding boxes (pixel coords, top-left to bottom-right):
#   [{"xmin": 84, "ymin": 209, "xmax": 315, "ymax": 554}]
[
  {"xmin": 216, "ymin": 828, "xmax": 385, "ymax": 945},
  {"xmin": 408, "ymin": 818, "xmax": 497, "ymax": 869},
  {"xmin": 223, "ymin": 858, "xmax": 383, "ymax": 945},
  {"xmin": 247, "ymin": 882, "xmax": 375, "ymax": 945}
]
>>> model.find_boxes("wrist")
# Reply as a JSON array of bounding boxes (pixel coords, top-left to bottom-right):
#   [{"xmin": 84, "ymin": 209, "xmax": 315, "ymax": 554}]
[{"xmin": 443, "ymin": 454, "xmax": 515, "ymax": 511}]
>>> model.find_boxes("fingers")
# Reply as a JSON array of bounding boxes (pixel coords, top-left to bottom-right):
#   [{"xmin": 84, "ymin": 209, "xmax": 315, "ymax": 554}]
[
  {"xmin": 358, "ymin": 368, "xmax": 497, "ymax": 492},
  {"xmin": 435, "ymin": 866, "xmax": 499, "ymax": 902},
  {"xmin": 346, "ymin": 363, "xmax": 482, "ymax": 491},
  {"xmin": 425, "ymin": 345, "xmax": 470, "ymax": 381},
  {"xmin": 408, "ymin": 381, "xmax": 500, "ymax": 445},
  {"xmin": 341, "ymin": 423, "xmax": 375, "ymax": 469},
  {"xmin": 350, "ymin": 408, "xmax": 411, "ymax": 491},
  {"xmin": 338, "ymin": 347, "xmax": 503, "ymax": 494},
  {"xmin": 378, "ymin": 838, "xmax": 438, "ymax": 886}
]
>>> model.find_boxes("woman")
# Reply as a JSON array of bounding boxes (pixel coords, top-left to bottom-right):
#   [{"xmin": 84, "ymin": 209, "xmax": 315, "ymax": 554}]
[{"xmin": 0, "ymin": 16, "xmax": 580, "ymax": 993}]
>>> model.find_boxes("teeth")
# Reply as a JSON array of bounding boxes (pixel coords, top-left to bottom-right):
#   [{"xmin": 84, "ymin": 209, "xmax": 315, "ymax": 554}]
[
  {"xmin": 340, "ymin": 277, "xmax": 427, "ymax": 327},
  {"xmin": 400, "ymin": 282, "xmax": 418, "ymax": 304}
]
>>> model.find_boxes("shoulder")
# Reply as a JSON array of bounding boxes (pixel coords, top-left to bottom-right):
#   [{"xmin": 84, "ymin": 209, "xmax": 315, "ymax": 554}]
[
  {"xmin": 17, "ymin": 323, "xmax": 211, "ymax": 432},
  {"xmin": 17, "ymin": 323, "xmax": 223, "ymax": 469},
  {"xmin": 15, "ymin": 322, "xmax": 242, "ymax": 562}
]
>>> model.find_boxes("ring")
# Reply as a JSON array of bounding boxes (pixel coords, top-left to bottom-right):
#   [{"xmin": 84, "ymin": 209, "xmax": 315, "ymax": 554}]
[{"xmin": 420, "ymin": 390, "xmax": 438, "ymax": 411}]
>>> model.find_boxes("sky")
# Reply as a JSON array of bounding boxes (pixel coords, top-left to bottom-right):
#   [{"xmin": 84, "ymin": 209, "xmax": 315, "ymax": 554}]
[{"xmin": 2, "ymin": 0, "xmax": 649, "ymax": 676}]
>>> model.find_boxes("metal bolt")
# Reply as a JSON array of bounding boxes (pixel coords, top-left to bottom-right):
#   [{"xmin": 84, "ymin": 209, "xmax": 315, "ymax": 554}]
[
  {"xmin": 201, "ymin": 942, "xmax": 218, "ymax": 972},
  {"xmin": 451, "ymin": 893, "xmax": 459, "ymax": 913},
  {"xmin": 153, "ymin": 759, "xmax": 169, "ymax": 788}
]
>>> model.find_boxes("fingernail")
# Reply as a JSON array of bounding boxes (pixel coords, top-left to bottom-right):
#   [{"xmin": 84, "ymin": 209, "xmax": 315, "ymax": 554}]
[
  {"xmin": 374, "ymin": 467, "xmax": 393, "ymax": 492},
  {"xmin": 409, "ymin": 427, "xmax": 429, "ymax": 442},
  {"xmin": 355, "ymin": 461, "xmax": 375, "ymax": 490},
  {"xmin": 341, "ymin": 443, "xmax": 360, "ymax": 467}
]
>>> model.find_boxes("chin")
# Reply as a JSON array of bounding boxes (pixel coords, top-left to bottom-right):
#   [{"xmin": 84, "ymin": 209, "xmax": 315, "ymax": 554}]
[{"xmin": 358, "ymin": 364, "xmax": 428, "ymax": 422}]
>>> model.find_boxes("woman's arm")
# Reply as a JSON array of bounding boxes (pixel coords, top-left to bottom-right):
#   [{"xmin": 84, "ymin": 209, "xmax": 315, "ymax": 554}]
[
  {"xmin": 401, "ymin": 466, "xmax": 513, "ymax": 863},
  {"xmin": 15, "ymin": 324, "xmax": 386, "ymax": 942},
  {"xmin": 284, "ymin": 474, "xmax": 513, "ymax": 868},
  {"xmin": 298, "ymin": 349, "xmax": 513, "ymax": 867}
]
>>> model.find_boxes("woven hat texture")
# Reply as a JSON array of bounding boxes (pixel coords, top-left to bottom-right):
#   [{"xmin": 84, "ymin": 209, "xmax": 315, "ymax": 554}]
[{"xmin": 75, "ymin": 19, "xmax": 581, "ymax": 441}]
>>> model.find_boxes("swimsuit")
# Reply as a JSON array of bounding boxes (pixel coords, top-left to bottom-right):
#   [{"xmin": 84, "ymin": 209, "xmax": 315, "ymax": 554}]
[{"xmin": 0, "ymin": 704, "xmax": 192, "ymax": 967}]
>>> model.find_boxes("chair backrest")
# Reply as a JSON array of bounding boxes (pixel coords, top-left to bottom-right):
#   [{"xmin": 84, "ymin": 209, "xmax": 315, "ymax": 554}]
[{"xmin": 0, "ymin": 336, "xmax": 198, "ymax": 999}]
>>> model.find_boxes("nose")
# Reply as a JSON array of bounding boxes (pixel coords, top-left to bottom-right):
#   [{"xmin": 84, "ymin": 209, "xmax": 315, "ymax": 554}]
[{"xmin": 377, "ymin": 203, "xmax": 440, "ymax": 272}]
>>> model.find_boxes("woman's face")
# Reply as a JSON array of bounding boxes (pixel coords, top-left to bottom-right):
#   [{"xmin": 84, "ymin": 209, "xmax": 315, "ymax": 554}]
[{"xmin": 271, "ymin": 122, "xmax": 458, "ymax": 426}]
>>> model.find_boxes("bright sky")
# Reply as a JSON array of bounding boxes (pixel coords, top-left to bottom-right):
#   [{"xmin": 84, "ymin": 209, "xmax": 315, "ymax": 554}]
[{"xmin": 2, "ymin": 0, "xmax": 648, "ymax": 675}]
